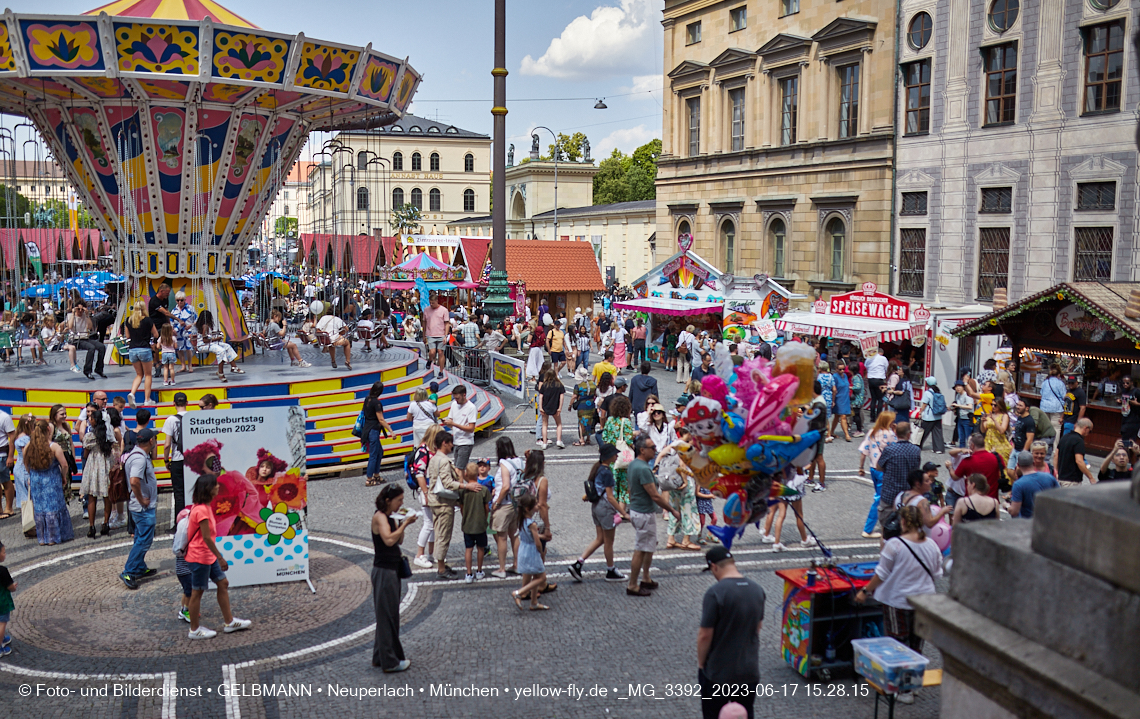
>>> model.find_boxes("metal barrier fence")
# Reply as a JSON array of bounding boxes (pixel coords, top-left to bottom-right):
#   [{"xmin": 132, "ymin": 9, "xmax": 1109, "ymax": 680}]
[{"xmin": 445, "ymin": 344, "xmax": 490, "ymax": 386}]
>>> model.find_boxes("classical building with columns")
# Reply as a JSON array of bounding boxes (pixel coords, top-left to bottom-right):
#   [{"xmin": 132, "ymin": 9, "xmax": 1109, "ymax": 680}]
[
  {"xmin": 656, "ymin": 0, "xmax": 896, "ymax": 303},
  {"xmin": 894, "ymin": 0, "xmax": 1139, "ymax": 305}
]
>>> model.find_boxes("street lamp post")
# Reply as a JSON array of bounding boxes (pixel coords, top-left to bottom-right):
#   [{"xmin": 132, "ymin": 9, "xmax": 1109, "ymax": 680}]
[
  {"xmin": 531, "ymin": 126, "xmax": 559, "ymax": 241},
  {"xmin": 482, "ymin": 0, "xmax": 514, "ymax": 323}
]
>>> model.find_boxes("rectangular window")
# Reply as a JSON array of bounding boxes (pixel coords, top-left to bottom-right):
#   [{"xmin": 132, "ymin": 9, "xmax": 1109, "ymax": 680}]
[
  {"xmin": 283, "ymin": 191, "xmax": 290, "ymax": 200},
  {"xmin": 1074, "ymin": 227, "xmax": 1114, "ymax": 280},
  {"xmin": 1084, "ymin": 21, "xmax": 1125, "ymax": 114},
  {"xmin": 901, "ymin": 191, "xmax": 928, "ymax": 216},
  {"xmin": 1077, "ymin": 181, "xmax": 1116, "ymax": 210},
  {"xmin": 773, "ymin": 227, "xmax": 785, "ymax": 278},
  {"xmin": 984, "ymin": 43, "xmax": 1017, "ymax": 125},
  {"xmin": 830, "ymin": 232, "xmax": 844, "ymax": 282},
  {"xmin": 686, "ymin": 21, "xmax": 702, "ymax": 45},
  {"xmin": 730, "ymin": 6, "xmax": 747, "ymax": 32},
  {"xmin": 782, "ymin": 0, "xmax": 799, "ymax": 16},
  {"xmin": 730, "ymin": 88, "xmax": 745, "ymax": 152},
  {"xmin": 899, "ymin": 228, "xmax": 926, "ymax": 297},
  {"xmin": 980, "ymin": 187, "xmax": 1012, "ymax": 213},
  {"xmin": 903, "ymin": 60, "xmax": 931, "ymax": 135},
  {"xmin": 838, "ymin": 64, "xmax": 860, "ymax": 139},
  {"xmin": 780, "ymin": 76, "xmax": 799, "ymax": 145},
  {"xmin": 687, "ymin": 97, "xmax": 701, "ymax": 156},
  {"xmin": 977, "ymin": 227, "xmax": 1010, "ymax": 301}
]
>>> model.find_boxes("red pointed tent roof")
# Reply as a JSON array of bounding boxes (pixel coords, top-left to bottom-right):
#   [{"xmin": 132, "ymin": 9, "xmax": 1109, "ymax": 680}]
[{"xmin": 83, "ymin": 0, "xmax": 259, "ymax": 28}]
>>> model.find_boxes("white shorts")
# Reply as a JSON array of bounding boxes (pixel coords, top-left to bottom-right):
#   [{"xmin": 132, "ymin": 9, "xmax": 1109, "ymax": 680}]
[{"xmin": 426, "ymin": 336, "xmax": 446, "ymax": 351}]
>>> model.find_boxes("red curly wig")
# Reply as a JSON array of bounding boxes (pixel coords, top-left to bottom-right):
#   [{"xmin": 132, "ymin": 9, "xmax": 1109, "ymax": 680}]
[{"xmin": 184, "ymin": 438, "xmax": 224, "ymax": 476}]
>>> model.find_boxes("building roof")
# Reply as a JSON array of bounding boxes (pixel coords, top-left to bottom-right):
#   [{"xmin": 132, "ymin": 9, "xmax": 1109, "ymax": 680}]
[
  {"xmin": 505, "ymin": 240, "xmax": 604, "ymax": 292},
  {"xmin": 531, "ymin": 200, "xmax": 656, "ymax": 220},
  {"xmin": 952, "ymin": 282, "xmax": 1140, "ymax": 345},
  {"xmin": 1, "ymin": 160, "xmax": 68, "ymax": 181},
  {"xmin": 341, "ymin": 114, "xmax": 489, "ymax": 140},
  {"xmin": 285, "ymin": 161, "xmax": 315, "ymax": 184}
]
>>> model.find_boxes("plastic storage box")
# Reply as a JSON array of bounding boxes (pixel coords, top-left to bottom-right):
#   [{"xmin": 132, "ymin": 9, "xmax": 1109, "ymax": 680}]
[{"xmin": 851, "ymin": 637, "xmax": 930, "ymax": 693}]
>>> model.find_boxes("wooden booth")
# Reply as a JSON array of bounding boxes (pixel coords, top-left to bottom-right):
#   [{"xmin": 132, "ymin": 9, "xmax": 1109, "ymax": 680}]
[{"xmin": 952, "ymin": 282, "xmax": 1140, "ymax": 453}]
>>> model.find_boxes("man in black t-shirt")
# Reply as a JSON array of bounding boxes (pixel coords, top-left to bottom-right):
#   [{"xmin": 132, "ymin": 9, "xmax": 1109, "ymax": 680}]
[
  {"xmin": 1012, "ymin": 401, "xmax": 1037, "ymax": 454},
  {"xmin": 1061, "ymin": 376, "xmax": 1086, "ymax": 435},
  {"xmin": 698, "ymin": 546, "xmax": 765, "ymax": 719},
  {"xmin": 1054, "ymin": 418, "xmax": 1097, "ymax": 486},
  {"xmin": 1116, "ymin": 376, "xmax": 1140, "ymax": 442},
  {"xmin": 148, "ymin": 283, "xmax": 172, "ymax": 333}
]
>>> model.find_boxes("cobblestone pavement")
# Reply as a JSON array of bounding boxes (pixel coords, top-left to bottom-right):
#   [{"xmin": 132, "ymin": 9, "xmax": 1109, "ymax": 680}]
[{"xmin": 0, "ymin": 365, "xmax": 1005, "ymax": 718}]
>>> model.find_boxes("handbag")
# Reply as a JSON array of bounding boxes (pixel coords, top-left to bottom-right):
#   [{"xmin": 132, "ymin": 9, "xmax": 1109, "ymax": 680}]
[
  {"xmin": 889, "ymin": 381, "xmax": 912, "ymax": 411},
  {"xmin": 614, "ymin": 439, "xmax": 634, "ymax": 470},
  {"xmin": 398, "ymin": 556, "xmax": 413, "ymax": 579},
  {"xmin": 21, "ymin": 499, "xmax": 35, "ymax": 538},
  {"xmin": 431, "ymin": 464, "xmax": 460, "ymax": 502},
  {"xmin": 109, "ymin": 455, "xmax": 129, "ymax": 504}
]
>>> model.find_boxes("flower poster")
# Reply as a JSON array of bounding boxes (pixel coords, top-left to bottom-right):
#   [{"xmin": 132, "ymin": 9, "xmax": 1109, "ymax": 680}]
[{"xmin": 180, "ymin": 407, "xmax": 311, "ymax": 589}]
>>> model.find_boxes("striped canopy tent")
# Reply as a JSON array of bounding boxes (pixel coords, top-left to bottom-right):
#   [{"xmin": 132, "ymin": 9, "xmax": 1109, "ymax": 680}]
[
  {"xmin": 397, "ymin": 252, "xmax": 449, "ymax": 273},
  {"xmin": 84, "ymin": 0, "xmax": 259, "ymax": 27}
]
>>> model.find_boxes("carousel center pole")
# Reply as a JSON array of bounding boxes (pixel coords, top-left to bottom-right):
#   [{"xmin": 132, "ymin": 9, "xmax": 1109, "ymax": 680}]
[{"xmin": 483, "ymin": 0, "xmax": 514, "ymax": 323}]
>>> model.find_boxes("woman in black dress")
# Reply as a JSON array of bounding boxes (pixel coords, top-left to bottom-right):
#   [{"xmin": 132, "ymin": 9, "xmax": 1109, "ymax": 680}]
[{"xmin": 371, "ymin": 484, "xmax": 417, "ymax": 672}]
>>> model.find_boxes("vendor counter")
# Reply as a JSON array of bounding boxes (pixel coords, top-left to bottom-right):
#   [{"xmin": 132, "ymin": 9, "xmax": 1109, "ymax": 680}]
[{"xmin": 1020, "ymin": 391, "xmax": 1122, "ymax": 453}]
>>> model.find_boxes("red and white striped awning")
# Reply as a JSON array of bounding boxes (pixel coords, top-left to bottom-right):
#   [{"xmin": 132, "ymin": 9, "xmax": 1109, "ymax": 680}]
[{"xmin": 774, "ymin": 311, "xmax": 915, "ymax": 343}]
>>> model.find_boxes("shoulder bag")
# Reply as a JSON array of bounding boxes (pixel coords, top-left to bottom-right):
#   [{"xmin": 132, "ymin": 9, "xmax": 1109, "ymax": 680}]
[
  {"xmin": 889, "ymin": 381, "xmax": 913, "ymax": 411},
  {"xmin": 109, "ymin": 449, "xmax": 132, "ymax": 504}
]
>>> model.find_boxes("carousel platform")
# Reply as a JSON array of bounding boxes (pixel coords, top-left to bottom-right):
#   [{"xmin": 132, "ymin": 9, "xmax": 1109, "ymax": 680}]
[{"xmin": 0, "ymin": 342, "xmax": 504, "ymax": 482}]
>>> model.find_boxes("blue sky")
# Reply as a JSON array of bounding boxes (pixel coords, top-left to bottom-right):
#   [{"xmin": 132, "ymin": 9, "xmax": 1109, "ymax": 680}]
[{"xmin": 38, "ymin": 0, "xmax": 665, "ymax": 159}]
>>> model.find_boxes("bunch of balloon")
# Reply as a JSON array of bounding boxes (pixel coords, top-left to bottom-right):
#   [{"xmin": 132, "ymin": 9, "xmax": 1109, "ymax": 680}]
[{"xmin": 672, "ymin": 341, "xmax": 822, "ymax": 548}]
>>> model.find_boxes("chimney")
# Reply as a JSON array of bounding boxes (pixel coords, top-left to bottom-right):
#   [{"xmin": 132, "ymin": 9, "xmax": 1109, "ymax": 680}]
[
  {"xmin": 992, "ymin": 288, "xmax": 1008, "ymax": 310},
  {"xmin": 1126, "ymin": 289, "xmax": 1140, "ymax": 320}
]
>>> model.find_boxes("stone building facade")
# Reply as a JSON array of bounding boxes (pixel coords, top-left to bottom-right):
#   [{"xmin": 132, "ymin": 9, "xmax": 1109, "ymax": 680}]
[
  {"xmin": 894, "ymin": 0, "xmax": 1139, "ymax": 304},
  {"xmin": 302, "ymin": 114, "xmax": 490, "ymax": 237},
  {"xmin": 656, "ymin": 0, "xmax": 897, "ymax": 303}
]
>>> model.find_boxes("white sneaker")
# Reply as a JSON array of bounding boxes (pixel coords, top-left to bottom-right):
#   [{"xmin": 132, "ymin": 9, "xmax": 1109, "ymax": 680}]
[
  {"xmin": 475, "ymin": 571, "xmax": 485, "ymax": 580},
  {"xmin": 111, "ymin": 517, "xmax": 127, "ymax": 530},
  {"xmin": 413, "ymin": 555, "xmax": 434, "ymax": 568},
  {"xmin": 761, "ymin": 533, "xmax": 776, "ymax": 544},
  {"xmin": 223, "ymin": 618, "xmax": 252, "ymax": 633},
  {"xmin": 70, "ymin": 365, "xmax": 80, "ymax": 373},
  {"xmin": 801, "ymin": 538, "xmax": 817, "ymax": 548},
  {"xmin": 465, "ymin": 574, "xmax": 474, "ymax": 584},
  {"xmin": 898, "ymin": 691, "xmax": 915, "ymax": 704},
  {"xmin": 299, "ymin": 361, "xmax": 311, "ymax": 368},
  {"xmin": 188, "ymin": 627, "xmax": 216, "ymax": 640},
  {"xmin": 772, "ymin": 542, "xmax": 787, "ymax": 552},
  {"xmin": 536, "ymin": 440, "xmax": 546, "ymax": 449},
  {"xmin": 555, "ymin": 440, "xmax": 565, "ymax": 449}
]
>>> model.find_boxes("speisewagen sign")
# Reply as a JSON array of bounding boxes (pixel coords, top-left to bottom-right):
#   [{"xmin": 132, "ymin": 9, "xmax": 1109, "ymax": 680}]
[{"xmin": 828, "ymin": 282, "xmax": 911, "ymax": 322}]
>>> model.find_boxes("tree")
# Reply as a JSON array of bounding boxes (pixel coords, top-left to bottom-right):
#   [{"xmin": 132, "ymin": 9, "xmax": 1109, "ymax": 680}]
[
  {"xmin": 389, "ymin": 203, "xmax": 423, "ymax": 235},
  {"xmin": 0, "ymin": 185, "xmax": 32, "ymax": 228},
  {"xmin": 592, "ymin": 139, "xmax": 661, "ymax": 205},
  {"xmin": 274, "ymin": 216, "xmax": 299, "ymax": 237},
  {"xmin": 545, "ymin": 132, "xmax": 589, "ymax": 162}
]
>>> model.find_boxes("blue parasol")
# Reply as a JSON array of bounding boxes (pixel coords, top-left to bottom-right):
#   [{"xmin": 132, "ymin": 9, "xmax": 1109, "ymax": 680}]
[
  {"xmin": 21, "ymin": 283, "xmax": 59, "ymax": 298},
  {"xmin": 79, "ymin": 271, "xmax": 125, "ymax": 284},
  {"xmin": 77, "ymin": 288, "xmax": 109, "ymax": 302}
]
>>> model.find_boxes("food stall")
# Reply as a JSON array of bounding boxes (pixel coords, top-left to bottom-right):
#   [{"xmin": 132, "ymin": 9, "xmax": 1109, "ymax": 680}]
[
  {"xmin": 621, "ymin": 241, "xmax": 800, "ymax": 360},
  {"xmin": 951, "ymin": 282, "xmax": 1140, "ymax": 453}
]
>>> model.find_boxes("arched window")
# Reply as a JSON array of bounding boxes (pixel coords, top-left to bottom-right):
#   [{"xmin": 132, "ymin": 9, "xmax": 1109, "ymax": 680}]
[
  {"xmin": 769, "ymin": 218, "xmax": 786, "ymax": 277},
  {"xmin": 827, "ymin": 217, "xmax": 846, "ymax": 281},
  {"xmin": 429, "ymin": 188, "xmax": 441, "ymax": 211},
  {"xmin": 721, "ymin": 219, "xmax": 736, "ymax": 274},
  {"xmin": 356, "ymin": 186, "xmax": 369, "ymax": 211},
  {"xmin": 283, "ymin": 205, "xmax": 290, "ymax": 217},
  {"xmin": 464, "ymin": 153, "xmax": 474, "ymax": 172},
  {"xmin": 410, "ymin": 188, "xmax": 423, "ymax": 209},
  {"xmin": 430, "ymin": 152, "xmax": 440, "ymax": 172},
  {"xmin": 411, "ymin": 152, "xmax": 422, "ymax": 171},
  {"xmin": 463, "ymin": 189, "xmax": 475, "ymax": 213},
  {"xmin": 392, "ymin": 187, "xmax": 404, "ymax": 208},
  {"xmin": 357, "ymin": 151, "xmax": 368, "ymax": 171},
  {"xmin": 392, "ymin": 151, "xmax": 403, "ymax": 171},
  {"xmin": 677, "ymin": 219, "xmax": 691, "ymax": 243}
]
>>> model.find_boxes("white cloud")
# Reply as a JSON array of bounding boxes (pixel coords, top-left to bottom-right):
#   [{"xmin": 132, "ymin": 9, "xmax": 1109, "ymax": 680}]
[
  {"xmin": 628, "ymin": 74, "xmax": 662, "ymax": 97},
  {"xmin": 520, "ymin": 0, "xmax": 656, "ymax": 80},
  {"xmin": 596, "ymin": 123, "xmax": 658, "ymax": 157}
]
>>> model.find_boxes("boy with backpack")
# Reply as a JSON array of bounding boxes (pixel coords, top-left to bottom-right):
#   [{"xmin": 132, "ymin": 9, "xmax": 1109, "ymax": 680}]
[{"xmin": 917, "ymin": 376, "xmax": 947, "ymax": 453}]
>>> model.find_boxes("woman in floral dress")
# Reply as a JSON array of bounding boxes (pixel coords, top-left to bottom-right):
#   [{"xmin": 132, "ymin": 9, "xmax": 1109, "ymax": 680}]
[
  {"xmin": 171, "ymin": 291, "xmax": 198, "ymax": 374},
  {"xmin": 25, "ymin": 420, "xmax": 74, "ymax": 546},
  {"xmin": 600, "ymin": 395, "xmax": 634, "ymax": 506}
]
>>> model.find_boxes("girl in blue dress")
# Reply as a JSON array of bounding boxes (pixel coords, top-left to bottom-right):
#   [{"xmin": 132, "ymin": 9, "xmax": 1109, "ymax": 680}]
[
  {"xmin": 511, "ymin": 494, "xmax": 550, "ymax": 611},
  {"xmin": 830, "ymin": 362, "xmax": 853, "ymax": 442}
]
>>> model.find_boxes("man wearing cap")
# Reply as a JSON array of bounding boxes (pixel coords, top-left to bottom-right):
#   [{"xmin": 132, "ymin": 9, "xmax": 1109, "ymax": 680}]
[
  {"xmin": 598, "ymin": 375, "xmax": 628, "ymax": 423},
  {"xmin": 629, "ymin": 361, "xmax": 658, "ymax": 415},
  {"xmin": 163, "ymin": 392, "xmax": 190, "ymax": 529},
  {"xmin": 698, "ymin": 546, "xmax": 765, "ymax": 719},
  {"xmin": 120, "ymin": 428, "xmax": 159, "ymax": 590}
]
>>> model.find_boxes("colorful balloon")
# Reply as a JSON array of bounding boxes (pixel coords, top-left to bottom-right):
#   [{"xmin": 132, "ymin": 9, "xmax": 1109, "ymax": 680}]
[{"xmin": 708, "ymin": 443, "xmax": 750, "ymax": 474}]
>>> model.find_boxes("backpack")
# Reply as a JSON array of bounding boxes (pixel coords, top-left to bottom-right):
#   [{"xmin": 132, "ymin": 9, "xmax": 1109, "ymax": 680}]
[
  {"xmin": 510, "ymin": 469, "xmax": 536, "ymax": 503},
  {"xmin": 583, "ymin": 472, "xmax": 601, "ymax": 504},
  {"xmin": 930, "ymin": 390, "xmax": 947, "ymax": 417},
  {"xmin": 880, "ymin": 508, "xmax": 903, "ymax": 539},
  {"xmin": 172, "ymin": 513, "xmax": 191, "ymax": 559},
  {"xmin": 351, "ymin": 408, "xmax": 366, "ymax": 438},
  {"xmin": 169, "ymin": 413, "xmax": 184, "ymax": 455},
  {"xmin": 404, "ymin": 446, "xmax": 428, "ymax": 491},
  {"xmin": 654, "ymin": 448, "xmax": 686, "ymax": 491}
]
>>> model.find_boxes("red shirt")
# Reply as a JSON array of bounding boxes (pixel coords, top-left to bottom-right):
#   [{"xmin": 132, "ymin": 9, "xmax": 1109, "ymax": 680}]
[
  {"xmin": 186, "ymin": 503, "xmax": 218, "ymax": 565},
  {"xmin": 954, "ymin": 451, "xmax": 1002, "ymax": 499}
]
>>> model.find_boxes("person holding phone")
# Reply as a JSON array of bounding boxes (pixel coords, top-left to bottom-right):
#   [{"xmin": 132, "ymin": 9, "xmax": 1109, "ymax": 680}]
[
  {"xmin": 372, "ymin": 484, "xmax": 416, "ymax": 671},
  {"xmin": 185, "ymin": 474, "xmax": 252, "ymax": 639}
]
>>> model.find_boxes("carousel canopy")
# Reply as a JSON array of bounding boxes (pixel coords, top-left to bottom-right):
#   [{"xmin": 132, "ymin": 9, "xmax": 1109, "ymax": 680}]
[
  {"xmin": 0, "ymin": 0, "xmax": 421, "ymax": 280},
  {"xmin": 397, "ymin": 252, "xmax": 449, "ymax": 273}
]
